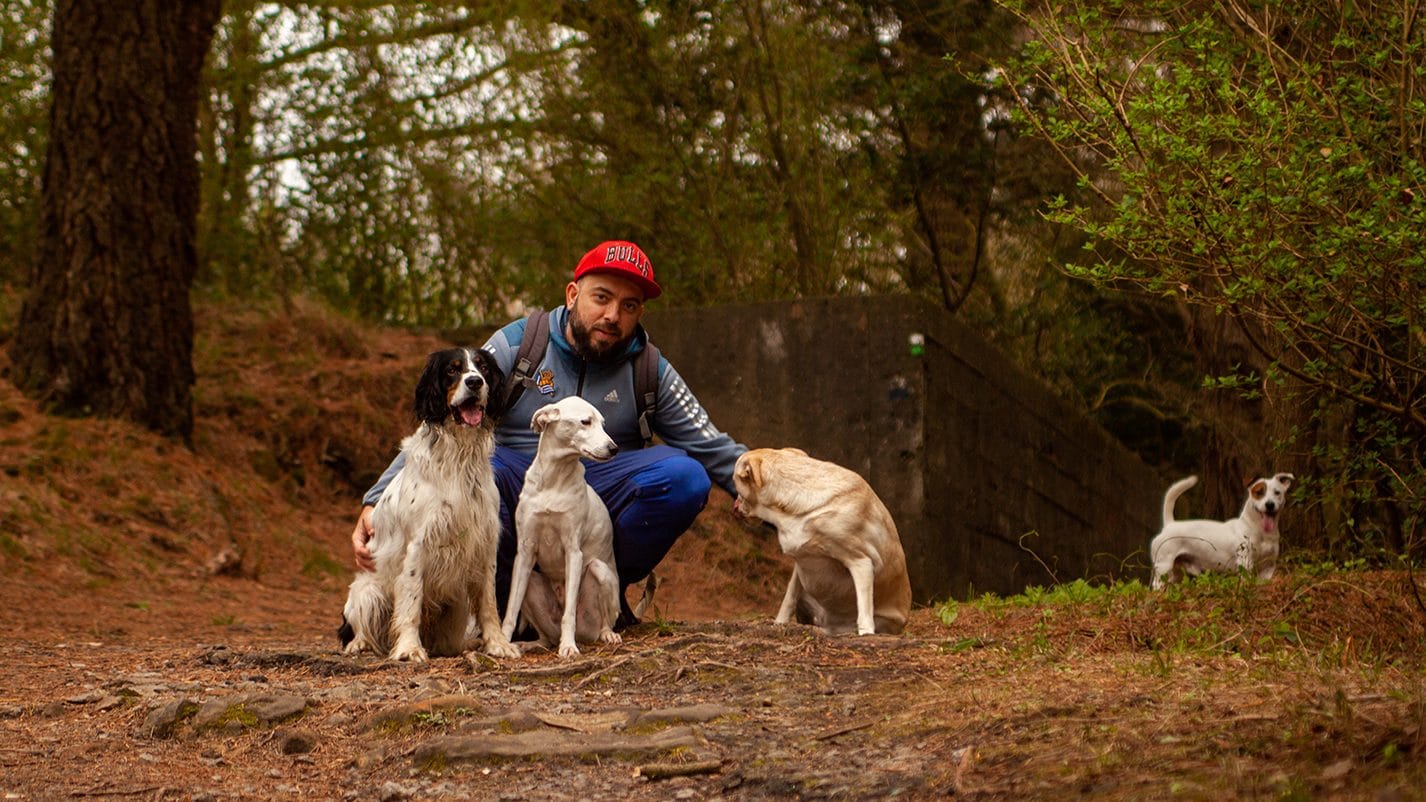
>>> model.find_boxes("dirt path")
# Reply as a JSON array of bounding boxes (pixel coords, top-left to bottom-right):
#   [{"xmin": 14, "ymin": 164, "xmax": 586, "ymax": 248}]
[{"xmin": 2, "ymin": 572, "xmax": 1424, "ymax": 801}]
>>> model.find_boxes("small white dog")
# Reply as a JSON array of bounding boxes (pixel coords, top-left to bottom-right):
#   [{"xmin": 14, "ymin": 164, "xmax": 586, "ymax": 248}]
[
  {"xmin": 732, "ymin": 447, "xmax": 912, "ymax": 635},
  {"xmin": 502, "ymin": 397, "xmax": 623, "ymax": 658},
  {"xmin": 339, "ymin": 347, "xmax": 519, "ymax": 662},
  {"xmin": 1149, "ymin": 473, "xmax": 1296, "ymax": 589}
]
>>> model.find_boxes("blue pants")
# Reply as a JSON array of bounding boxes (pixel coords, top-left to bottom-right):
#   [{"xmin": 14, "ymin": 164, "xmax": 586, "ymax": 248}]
[{"xmin": 490, "ymin": 444, "xmax": 711, "ymax": 617}]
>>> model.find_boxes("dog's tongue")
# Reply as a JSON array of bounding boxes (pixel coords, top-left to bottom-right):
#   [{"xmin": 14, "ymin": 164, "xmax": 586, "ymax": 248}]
[
  {"xmin": 457, "ymin": 402, "xmax": 484, "ymax": 427},
  {"xmin": 1263, "ymin": 515, "xmax": 1276, "ymax": 533}
]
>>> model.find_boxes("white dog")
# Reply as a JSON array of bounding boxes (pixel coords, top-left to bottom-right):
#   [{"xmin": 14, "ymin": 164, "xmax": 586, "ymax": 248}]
[
  {"xmin": 1149, "ymin": 473, "xmax": 1296, "ymax": 589},
  {"xmin": 502, "ymin": 397, "xmax": 623, "ymax": 658},
  {"xmin": 732, "ymin": 448, "xmax": 912, "ymax": 635},
  {"xmin": 338, "ymin": 347, "xmax": 519, "ymax": 661}
]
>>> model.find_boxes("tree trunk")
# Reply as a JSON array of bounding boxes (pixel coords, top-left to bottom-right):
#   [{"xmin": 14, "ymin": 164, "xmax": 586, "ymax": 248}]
[{"xmin": 9, "ymin": 0, "xmax": 221, "ymax": 443}]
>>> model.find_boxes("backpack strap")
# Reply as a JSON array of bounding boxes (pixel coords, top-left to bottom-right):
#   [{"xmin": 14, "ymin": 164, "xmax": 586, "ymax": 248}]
[
  {"xmin": 494, "ymin": 308, "xmax": 550, "ymax": 418},
  {"xmin": 634, "ymin": 342, "xmax": 660, "ymax": 448},
  {"xmin": 498, "ymin": 307, "xmax": 659, "ymax": 448}
]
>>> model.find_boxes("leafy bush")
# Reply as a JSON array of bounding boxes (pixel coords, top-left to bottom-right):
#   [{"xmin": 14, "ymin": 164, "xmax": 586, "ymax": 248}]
[{"xmin": 993, "ymin": 0, "xmax": 1426, "ymax": 554}]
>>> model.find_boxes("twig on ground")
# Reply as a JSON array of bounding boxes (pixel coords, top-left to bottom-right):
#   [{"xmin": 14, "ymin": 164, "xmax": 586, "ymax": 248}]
[
  {"xmin": 506, "ymin": 659, "xmax": 600, "ymax": 679},
  {"xmin": 636, "ymin": 759, "xmax": 723, "ymax": 780},
  {"xmin": 574, "ymin": 654, "xmax": 636, "ymax": 689},
  {"xmin": 70, "ymin": 787, "xmax": 162, "ymax": 798},
  {"xmin": 639, "ymin": 632, "xmax": 730, "ymax": 652},
  {"xmin": 646, "ymin": 659, "xmax": 741, "ymax": 685},
  {"xmin": 813, "ymin": 719, "xmax": 876, "ymax": 740},
  {"xmin": 1228, "ymin": 713, "xmax": 1280, "ymax": 723}
]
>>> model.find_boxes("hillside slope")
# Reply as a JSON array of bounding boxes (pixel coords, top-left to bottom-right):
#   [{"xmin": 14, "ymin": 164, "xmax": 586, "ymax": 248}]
[{"xmin": 0, "ymin": 297, "xmax": 788, "ymax": 643}]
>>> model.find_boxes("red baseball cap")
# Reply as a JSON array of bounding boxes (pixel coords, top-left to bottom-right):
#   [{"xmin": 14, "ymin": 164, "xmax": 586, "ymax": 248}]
[{"xmin": 573, "ymin": 240, "xmax": 662, "ymax": 300}]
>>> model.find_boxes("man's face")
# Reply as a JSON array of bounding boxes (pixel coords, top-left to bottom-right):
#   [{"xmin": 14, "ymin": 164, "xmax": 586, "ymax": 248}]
[{"xmin": 565, "ymin": 273, "xmax": 646, "ymax": 363}]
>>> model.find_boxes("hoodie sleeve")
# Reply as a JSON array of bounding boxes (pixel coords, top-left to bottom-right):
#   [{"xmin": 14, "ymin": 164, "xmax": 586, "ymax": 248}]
[
  {"xmin": 651, "ymin": 360, "xmax": 747, "ymax": 496},
  {"xmin": 361, "ymin": 450, "xmax": 406, "ymax": 507}
]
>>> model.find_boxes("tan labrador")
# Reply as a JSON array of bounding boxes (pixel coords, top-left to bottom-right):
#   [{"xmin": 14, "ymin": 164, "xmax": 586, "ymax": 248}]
[{"xmin": 732, "ymin": 448, "xmax": 912, "ymax": 635}]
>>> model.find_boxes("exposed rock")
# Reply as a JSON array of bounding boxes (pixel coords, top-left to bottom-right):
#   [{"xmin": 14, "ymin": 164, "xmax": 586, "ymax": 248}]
[
  {"xmin": 378, "ymin": 781, "xmax": 417, "ymax": 801},
  {"xmin": 479, "ymin": 707, "xmax": 544, "ymax": 734},
  {"xmin": 277, "ymin": 728, "xmax": 318, "ymax": 754},
  {"xmin": 94, "ymin": 695, "xmax": 128, "ymax": 711},
  {"xmin": 535, "ymin": 708, "xmax": 639, "ymax": 733},
  {"xmin": 365, "ymin": 693, "xmax": 484, "ymax": 732},
  {"xmin": 626, "ymin": 704, "xmax": 735, "ymax": 729},
  {"xmin": 412, "ymin": 725, "xmax": 703, "ymax": 770},
  {"xmin": 141, "ymin": 698, "xmax": 199, "ymax": 739},
  {"xmin": 201, "ymin": 645, "xmax": 237, "ymax": 666},
  {"xmin": 192, "ymin": 693, "xmax": 308, "ymax": 734},
  {"xmin": 106, "ymin": 672, "xmax": 201, "ymax": 698}
]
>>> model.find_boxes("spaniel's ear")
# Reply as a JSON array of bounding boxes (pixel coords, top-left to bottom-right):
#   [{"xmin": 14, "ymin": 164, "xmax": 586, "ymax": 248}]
[
  {"xmin": 735, "ymin": 452, "xmax": 765, "ymax": 490},
  {"xmin": 474, "ymin": 347, "xmax": 505, "ymax": 403},
  {"xmin": 530, "ymin": 403, "xmax": 561, "ymax": 434},
  {"xmin": 413, "ymin": 349, "xmax": 455, "ymax": 424}
]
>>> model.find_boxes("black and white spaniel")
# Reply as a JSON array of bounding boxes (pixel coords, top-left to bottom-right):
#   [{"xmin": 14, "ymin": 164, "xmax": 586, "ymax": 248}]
[{"xmin": 339, "ymin": 347, "xmax": 519, "ymax": 660}]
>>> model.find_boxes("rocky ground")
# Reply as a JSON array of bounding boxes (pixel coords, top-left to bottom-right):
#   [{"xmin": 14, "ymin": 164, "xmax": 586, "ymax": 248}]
[
  {"xmin": 2, "ymin": 603, "xmax": 959, "ymax": 801},
  {"xmin": 2, "ymin": 567, "xmax": 1425, "ymax": 801}
]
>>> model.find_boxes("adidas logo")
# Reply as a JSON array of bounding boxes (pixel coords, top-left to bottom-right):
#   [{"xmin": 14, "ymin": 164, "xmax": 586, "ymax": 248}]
[{"xmin": 604, "ymin": 390, "xmax": 620, "ymax": 403}]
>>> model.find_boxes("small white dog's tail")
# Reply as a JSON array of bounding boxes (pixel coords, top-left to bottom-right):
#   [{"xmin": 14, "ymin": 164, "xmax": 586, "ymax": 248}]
[{"xmin": 1162, "ymin": 476, "xmax": 1199, "ymax": 526}]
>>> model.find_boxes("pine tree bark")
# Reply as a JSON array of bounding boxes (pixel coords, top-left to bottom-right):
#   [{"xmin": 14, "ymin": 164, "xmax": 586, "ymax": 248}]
[{"xmin": 9, "ymin": 0, "xmax": 222, "ymax": 443}]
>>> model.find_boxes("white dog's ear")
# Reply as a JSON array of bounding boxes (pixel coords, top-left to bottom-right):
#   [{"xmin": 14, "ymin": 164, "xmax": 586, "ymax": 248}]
[
  {"xmin": 736, "ymin": 452, "xmax": 764, "ymax": 489},
  {"xmin": 1249, "ymin": 479, "xmax": 1267, "ymax": 499},
  {"xmin": 1276, "ymin": 473, "xmax": 1295, "ymax": 487},
  {"xmin": 530, "ymin": 405, "xmax": 560, "ymax": 433}
]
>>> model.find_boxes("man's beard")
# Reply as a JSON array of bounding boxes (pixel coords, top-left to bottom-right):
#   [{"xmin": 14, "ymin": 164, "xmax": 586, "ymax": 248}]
[{"xmin": 568, "ymin": 313, "xmax": 630, "ymax": 364}]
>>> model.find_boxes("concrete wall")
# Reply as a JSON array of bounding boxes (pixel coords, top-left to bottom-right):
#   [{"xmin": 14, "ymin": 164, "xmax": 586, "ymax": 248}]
[{"xmin": 645, "ymin": 295, "xmax": 1162, "ymax": 602}]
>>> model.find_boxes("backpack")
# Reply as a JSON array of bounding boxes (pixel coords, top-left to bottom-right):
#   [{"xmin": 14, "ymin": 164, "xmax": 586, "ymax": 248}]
[{"xmin": 493, "ymin": 308, "xmax": 660, "ymax": 447}]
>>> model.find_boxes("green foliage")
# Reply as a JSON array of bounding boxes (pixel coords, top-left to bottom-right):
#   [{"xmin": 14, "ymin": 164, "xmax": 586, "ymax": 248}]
[
  {"xmin": 181, "ymin": 1, "xmax": 1055, "ymax": 328},
  {"xmin": 192, "ymin": 1, "xmax": 910, "ymax": 323},
  {"xmin": 995, "ymin": 0, "xmax": 1426, "ymax": 550},
  {"xmin": 6, "ymin": 0, "xmax": 1225, "ymax": 494},
  {"xmin": 937, "ymin": 576, "xmax": 1150, "ymax": 622},
  {"xmin": 0, "ymin": 0, "xmax": 50, "ymax": 284}
]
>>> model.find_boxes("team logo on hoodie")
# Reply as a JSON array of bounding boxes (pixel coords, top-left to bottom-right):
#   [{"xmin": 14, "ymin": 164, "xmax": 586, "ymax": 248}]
[{"xmin": 536, "ymin": 369, "xmax": 555, "ymax": 395}]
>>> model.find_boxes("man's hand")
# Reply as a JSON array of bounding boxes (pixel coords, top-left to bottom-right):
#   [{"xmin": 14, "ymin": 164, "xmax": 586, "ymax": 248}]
[{"xmin": 351, "ymin": 505, "xmax": 377, "ymax": 572}]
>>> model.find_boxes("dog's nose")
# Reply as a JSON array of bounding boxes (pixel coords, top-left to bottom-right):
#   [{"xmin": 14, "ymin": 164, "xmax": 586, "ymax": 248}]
[
  {"xmin": 464, "ymin": 375, "xmax": 484, "ymax": 389},
  {"xmin": 1265, "ymin": 501, "xmax": 1277, "ymax": 513},
  {"xmin": 608, "ymin": 443, "xmax": 620, "ymax": 456}
]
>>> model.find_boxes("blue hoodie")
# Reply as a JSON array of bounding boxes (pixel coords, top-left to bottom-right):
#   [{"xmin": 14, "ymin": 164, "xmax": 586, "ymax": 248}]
[{"xmin": 363, "ymin": 305, "xmax": 745, "ymax": 505}]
